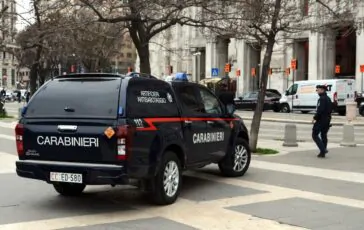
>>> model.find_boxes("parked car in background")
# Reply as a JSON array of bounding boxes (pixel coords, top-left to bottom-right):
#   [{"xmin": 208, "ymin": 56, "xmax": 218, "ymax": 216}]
[
  {"xmin": 234, "ymin": 90, "xmax": 281, "ymax": 112},
  {"xmin": 360, "ymin": 102, "xmax": 364, "ymax": 116}
]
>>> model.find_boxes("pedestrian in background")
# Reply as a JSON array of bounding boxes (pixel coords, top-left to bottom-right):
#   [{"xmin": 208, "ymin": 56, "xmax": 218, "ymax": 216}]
[
  {"xmin": 218, "ymin": 83, "xmax": 235, "ymax": 114},
  {"xmin": 312, "ymin": 85, "xmax": 332, "ymax": 158}
]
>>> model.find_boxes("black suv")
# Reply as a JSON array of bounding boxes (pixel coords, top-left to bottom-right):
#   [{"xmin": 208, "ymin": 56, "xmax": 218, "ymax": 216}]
[{"xmin": 15, "ymin": 73, "xmax": 251, "ymax": 205}]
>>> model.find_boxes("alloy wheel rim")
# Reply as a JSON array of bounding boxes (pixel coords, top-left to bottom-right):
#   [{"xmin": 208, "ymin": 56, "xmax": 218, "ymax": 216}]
[
  {"xmin": 163, "ymin": 161, "xmax": 179, "ymax": 197},
  {"xmin": 233, "ymin": 145, "xmax": 248, "ymax": 172}
]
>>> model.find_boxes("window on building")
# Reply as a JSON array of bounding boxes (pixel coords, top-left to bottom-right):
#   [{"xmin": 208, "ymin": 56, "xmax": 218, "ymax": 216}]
[
  {"xmin": 11, "ymin": 69, "xmax": 15, "ymax": 86},
  {"xmin": 111, "ymin": 61, "xmax": 116, "ymax": 66},
  {"xmin": 118, "ymin": 61, "xmax": 123, "ymax": 66},
  {"xmin": 120, "ymin": 53, "xmax": 124, "ymax": 57},
  {"xmin": 3, "ymin": 52, "xmax": 5, "ymax": 59},
  {"xmin": 127, "ymin": 53, "xmax": 132, "ymax": 58}
]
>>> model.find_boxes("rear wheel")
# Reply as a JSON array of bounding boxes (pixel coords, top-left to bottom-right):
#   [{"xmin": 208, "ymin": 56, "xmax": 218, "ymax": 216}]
[
  {"xmin": 53, "ymin": 183, "xmax": 86, "ymax": 196},
  {"xmin": 218, "ymin": 138, "xmax": 251, "ymax": 177},
  {"xmin": 152, "ymin": 151, "xmax": 182, "ymax": 205}
]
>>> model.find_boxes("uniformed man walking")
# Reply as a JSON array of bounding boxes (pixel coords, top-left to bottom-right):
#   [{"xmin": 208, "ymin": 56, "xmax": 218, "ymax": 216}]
[{"xmin": 312, "ymin": 85, "xmax": 332, "ymax": 158}]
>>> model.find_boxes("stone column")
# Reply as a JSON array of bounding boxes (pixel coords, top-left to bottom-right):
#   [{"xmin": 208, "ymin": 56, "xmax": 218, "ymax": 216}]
[
  {"xmin": 205, "ymin": 37, "xmax": 217, "ymax": 78},
  {"xmin": 324, "ymin": 30, "xmax": 336, "ymax": 79},
  {"xmin": 235, "ymin": 39, "xmax": 247, "ymax": 96},
  {"xmin": 216, "ymin": 38, "xmax": 229, "ymax": 76},
  {"xmin": 356, "ymin": 25, "xmax": 364, "ymax": 92},
  {"xmin": 284, "ymin": 39, "xmax": 294, "ymax": 89},
  {"xmin": 308, "ymin": 31, "xmax": 319, "ymax": 80}
]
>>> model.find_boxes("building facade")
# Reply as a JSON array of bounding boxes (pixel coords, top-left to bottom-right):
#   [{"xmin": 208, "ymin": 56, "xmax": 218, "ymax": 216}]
[
  {"xmin": 109, "ymin": 33, "xmax": 137, "ymax": 73},
  {"xmin": 0, "ymin": 0, "xmax": 18, "ymax": 89},
  {"xmin": 141, "ymin": 1, "xmax": 364, "ymax": 94}
]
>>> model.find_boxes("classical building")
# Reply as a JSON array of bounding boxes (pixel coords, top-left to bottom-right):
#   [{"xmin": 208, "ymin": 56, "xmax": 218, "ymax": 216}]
[
  {"xmin": 0, "ymin": 0, "xmax": 18, "ymax": 89},
  {"xmin": 139, "ymin": 1, "xmax": 364, "ymax": 94}
]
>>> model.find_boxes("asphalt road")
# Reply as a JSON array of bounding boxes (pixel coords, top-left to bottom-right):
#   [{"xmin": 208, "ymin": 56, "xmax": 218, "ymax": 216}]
[{"xmin": 2, "ymin": 118, "xmax": 364, "ymax": 229}]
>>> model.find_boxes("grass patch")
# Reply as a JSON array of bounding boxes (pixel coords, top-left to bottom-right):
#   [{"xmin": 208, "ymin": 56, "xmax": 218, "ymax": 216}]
[
  {"xmin": 255, "ymin": 147, "xmax": 279, "ymax": 155},
  {"xmin": 0, "ymin": 114, "xmax": 14, "ymax": 119}
]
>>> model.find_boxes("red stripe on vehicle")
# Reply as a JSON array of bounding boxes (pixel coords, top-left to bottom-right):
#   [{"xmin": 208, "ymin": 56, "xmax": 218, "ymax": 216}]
[{"xmin": 137, "ymin": 117, "xmax": 239, "ymax": 131}]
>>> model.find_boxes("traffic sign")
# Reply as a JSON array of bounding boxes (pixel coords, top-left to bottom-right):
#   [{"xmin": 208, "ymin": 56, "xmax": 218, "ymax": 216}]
[
  {"xmin": 224, "ymin": 63, "xmax": 231, "ymax": 73},
  {"xmin": 291, "ymin": 59, "xmax": 297, "ymax": 70},
  {"xmin": 251, "ymin": 68, "xmax": 256, "ymax": 77},
  {"xmin": 335, "ymin": 65, "xmax": 340, "ymax": 74},
  {"xmin": 360, "ymin": 65, "xmax": 364, "ymax": 73},
  {"xmin": 211, "ymin": 68, "xmax": 219, "ymax": 77}
]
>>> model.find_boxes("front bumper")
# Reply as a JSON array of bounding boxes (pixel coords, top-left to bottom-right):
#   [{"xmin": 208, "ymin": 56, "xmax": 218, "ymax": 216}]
[{"xmin": 16, "ymin": 160, "xmax": 129, "ymax": 185}]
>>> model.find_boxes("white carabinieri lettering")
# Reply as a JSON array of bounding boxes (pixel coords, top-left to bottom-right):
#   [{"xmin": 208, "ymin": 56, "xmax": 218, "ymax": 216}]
[
  {"xmin": 192, "ymin": 132, "xmax": 225, "ymax": 144},
  {"xmin": 37, "ymin": 136, "xmax": 99, "ymax": 147},
  {"xmin": 137, "ymin": 90, "xmax": 167, "ymax": 104}
]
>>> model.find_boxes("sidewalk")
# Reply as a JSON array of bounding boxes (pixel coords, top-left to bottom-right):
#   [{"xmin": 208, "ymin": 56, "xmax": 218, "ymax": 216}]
[
  {"xmin": 256, "ymin": 139, "xmax": 345, "ymax": 156},
  {"xmin": 237, "ymin": 111, "xmax": 364, "ymax": 126}
]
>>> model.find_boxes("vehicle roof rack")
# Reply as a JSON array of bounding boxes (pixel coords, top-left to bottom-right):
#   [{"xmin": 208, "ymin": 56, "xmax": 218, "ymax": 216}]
[{"xmin": 54, "ymin": 73, "xmax": 125, "ymax": 79}]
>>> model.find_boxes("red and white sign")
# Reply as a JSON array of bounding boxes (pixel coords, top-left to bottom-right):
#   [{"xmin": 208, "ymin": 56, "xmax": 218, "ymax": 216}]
[{"xmin": 360, "ymin": 65, "xmax": 364, "ymax": 73}]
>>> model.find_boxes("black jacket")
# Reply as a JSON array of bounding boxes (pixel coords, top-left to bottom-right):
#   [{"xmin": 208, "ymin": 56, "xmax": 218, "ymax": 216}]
[{"xmin": 314, "ymin": 93, "xmax": 332, "ymax": 122}]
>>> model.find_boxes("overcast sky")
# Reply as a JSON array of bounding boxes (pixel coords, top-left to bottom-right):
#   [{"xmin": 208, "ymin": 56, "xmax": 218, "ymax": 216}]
[{"xmin": 16, "ymin": 0, "xmax": 33, "ymax": 31}]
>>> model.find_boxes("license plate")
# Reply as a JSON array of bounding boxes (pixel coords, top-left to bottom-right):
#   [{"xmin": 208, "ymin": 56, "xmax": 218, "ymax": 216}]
[{"xmin": 50, "ymin": 172, "xmax": 83, "ymax": 184}]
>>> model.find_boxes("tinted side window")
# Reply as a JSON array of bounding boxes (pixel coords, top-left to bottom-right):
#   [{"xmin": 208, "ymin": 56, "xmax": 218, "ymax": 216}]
[
  {"xmin": 174, "ymin": 85, "xmax": 204, "ymax": 115},
  {"xmin": 198, "ymin": 87, "xmax": 222, "ymax": 114},
  {"xmin": 249, "ymin": 92, "xmax": 258, "ymax": 99},
  {"xmin": 126, "ymin": 79, "xmax": 179, "ymax": 118}
]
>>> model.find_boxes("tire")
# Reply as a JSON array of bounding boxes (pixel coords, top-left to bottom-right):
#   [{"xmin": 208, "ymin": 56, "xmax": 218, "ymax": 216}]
[
  {"xmin": 53, "ymin": 183, "xmax": 86, "ymax": 196},
  {"xmin": 218, "ymin": 138, "xmax": 251, "ymax": 177},
  {"xmin": 281, "ymin": 103, "xmax": 290, "ymax": 113},
  {"xmin": 359, "ymin": 106, "xmax": 364, "ymax": 117},
  {"xmin": 152, "ymin": 151, "xmax": 182, "ymax": 205},
  {"xmin": 301, "ymin": 111, "xmax": 309, "ymax": 114}
]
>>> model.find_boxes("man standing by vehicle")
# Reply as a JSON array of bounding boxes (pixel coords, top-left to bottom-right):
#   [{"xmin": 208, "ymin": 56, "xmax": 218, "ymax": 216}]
[
  {"xmin": 0, "ymin": 88, "xmax": 5, "ymax": 99},
  {"xmin": 218, "ymin": 83, "xmax": 235, "ymax": 114},
  {"xmin": 312, "ymin": 85, "xmax": 332, "ymax": 158}
]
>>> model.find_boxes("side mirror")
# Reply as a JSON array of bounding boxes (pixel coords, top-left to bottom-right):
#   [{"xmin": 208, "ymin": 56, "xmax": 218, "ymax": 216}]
[{"xmin": 285, "ymin": 90, "xmax": 289, "ymax": 96}]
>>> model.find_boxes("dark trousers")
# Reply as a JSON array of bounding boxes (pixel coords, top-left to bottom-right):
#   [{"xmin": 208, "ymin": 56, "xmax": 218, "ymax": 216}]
[{"xmin": 312, "ymin": 121, "xmax": 330, "ymax": 154}]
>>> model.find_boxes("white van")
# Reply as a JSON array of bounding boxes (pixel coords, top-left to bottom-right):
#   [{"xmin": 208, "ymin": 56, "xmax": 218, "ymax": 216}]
[{"xmin": 280, "ymin": 79, "xmax": 356, "ymax": 115}]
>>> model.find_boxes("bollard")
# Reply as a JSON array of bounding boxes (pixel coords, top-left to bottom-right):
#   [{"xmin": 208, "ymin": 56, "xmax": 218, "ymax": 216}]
[
  {"xmin": 340, "ymin": 124, "xmax": 356, "ymax": 147},
  {"xmin": 282, "ymin": 124, "xmax": 298, "ymax": 147}
]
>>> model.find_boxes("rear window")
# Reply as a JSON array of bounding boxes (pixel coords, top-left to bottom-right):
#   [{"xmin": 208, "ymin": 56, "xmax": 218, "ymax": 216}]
[
  {"xmin": 126, "ymin": 78, "xmax": 179, "ymax": 118},
  {"xmin": 25, "ymin": 77, "xmax": 122, "ymax": 119}
]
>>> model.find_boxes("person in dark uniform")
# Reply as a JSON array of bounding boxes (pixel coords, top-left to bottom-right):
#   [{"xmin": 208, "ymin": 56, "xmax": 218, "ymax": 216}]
[
  {"xmin": 312, "ymin": 85, "xmax": 332, "ymax": 158},
  {"xmin": 218, "ymin": 83, "xmax": 235, "ymax": 114}
]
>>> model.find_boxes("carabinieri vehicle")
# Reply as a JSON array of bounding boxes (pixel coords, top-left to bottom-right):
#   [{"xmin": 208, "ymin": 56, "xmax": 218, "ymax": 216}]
[{"xmin": 15, "ymin": 73, "xmax": 251, "ymax": 205}]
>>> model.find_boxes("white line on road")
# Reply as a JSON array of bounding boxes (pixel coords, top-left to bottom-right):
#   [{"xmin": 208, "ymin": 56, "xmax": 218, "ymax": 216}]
[
  {"xmin": 252, "ymin": 160, "xmax": 364, "ymax": 184},
  {"xmin": 0, "ymin": 134, "xmax": 14, "ymax": 141},
  {"xmin": 0, "ymin": 151, "xmax": 16, "ymax": 174}
]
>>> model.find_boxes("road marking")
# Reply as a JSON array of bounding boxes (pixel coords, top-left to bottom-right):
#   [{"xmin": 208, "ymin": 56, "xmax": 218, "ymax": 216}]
[
  {"xmin": 0, "ymin": 151, "xmax": 16, "ymax": 174},
  {"xmin": 0, "ymin": 134, "xmax": 14, "ymax": 141},
  {"xmin": 252, "ymin": 160, "xmax": 364, "ymax": 184},
  {"xmin": 0, "ymin": 121, "xmax": 17, "ymax": 129}
]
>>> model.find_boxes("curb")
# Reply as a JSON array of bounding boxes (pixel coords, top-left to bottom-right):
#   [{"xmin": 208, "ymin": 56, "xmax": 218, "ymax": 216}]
[{"xmin": 240, "ymin": 117, "xmax": 364, "ymax": 126}]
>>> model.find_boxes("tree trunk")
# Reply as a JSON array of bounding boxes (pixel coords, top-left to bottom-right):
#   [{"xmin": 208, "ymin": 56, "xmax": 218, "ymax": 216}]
[
  {"xmin": 249, "ymin": 37, "xmax": 276, "ymax": 152},
  {"xmin": 29, "ymin": 45, "xmax": 42, "ymax": 96},
  {"xmin": 136, "ymin": 43, "xmax": 151, "ymax": 74}
]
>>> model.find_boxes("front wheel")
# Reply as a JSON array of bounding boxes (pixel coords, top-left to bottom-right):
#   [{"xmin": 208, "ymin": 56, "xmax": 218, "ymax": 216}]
[
  {"xmin": 151, "ymin": 151, "xmax": 182, "ymax": 205},
  {"xmin": 281, "ymin": 103, "xmax": 290, "ymax": 113},
  {"xmin": 53, "ymin": 183, "xmax": 86, "ymax": 196},
  {"xmin": 218, "ymin": 138, "xmax": 251, "ymax": 177}
]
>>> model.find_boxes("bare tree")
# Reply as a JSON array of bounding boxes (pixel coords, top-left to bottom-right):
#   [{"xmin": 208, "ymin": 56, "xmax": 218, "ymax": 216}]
[
  {"xmin": 16, "ymin": 0, "xmax": 126, "ymax": 94},
  {"xmin": 78, "ymin": 0, "xmax": 210, "ymax": 74},
  {"xmin": 199, "ymin": 0, "xmax": 356, "ymax": 151}
]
